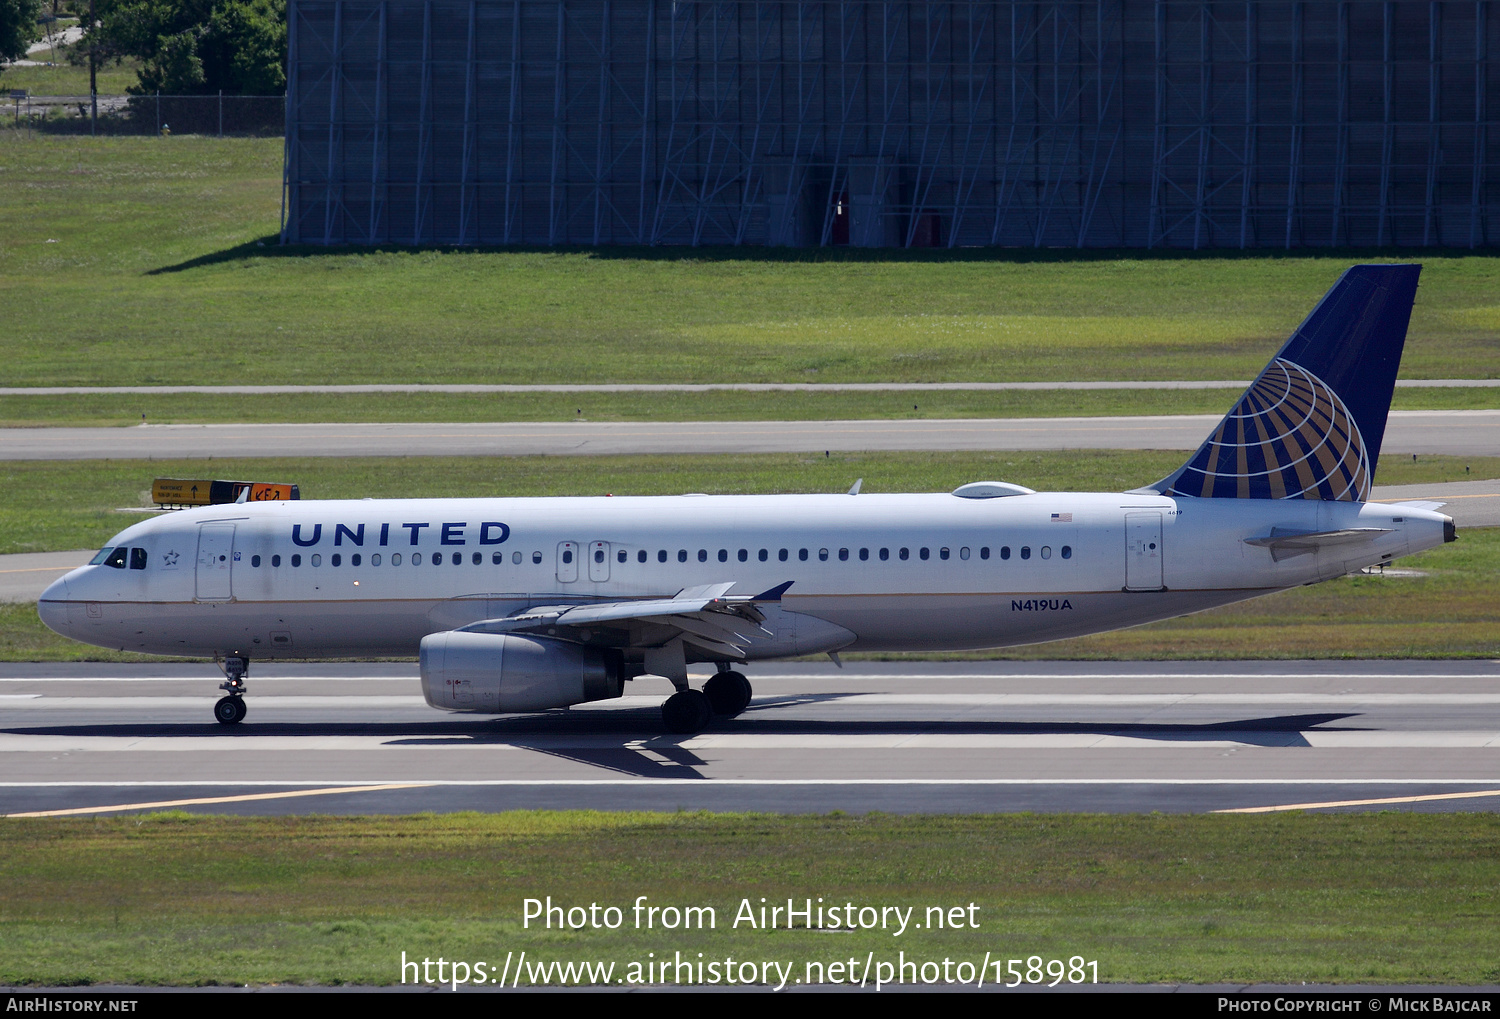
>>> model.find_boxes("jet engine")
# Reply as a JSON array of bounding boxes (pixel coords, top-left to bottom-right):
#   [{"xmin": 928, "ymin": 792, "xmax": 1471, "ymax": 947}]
[{"xmin": 420, "ymin": 631, "xmax": 624, "ymax": 712}]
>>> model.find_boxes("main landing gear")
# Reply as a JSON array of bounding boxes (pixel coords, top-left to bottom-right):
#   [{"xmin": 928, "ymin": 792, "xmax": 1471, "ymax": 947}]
[
  {"xmin": 214, "ymin": 656, "xmax": 249, "ymax": 725},
  {"xmin": 660, "ymin": 668, "xmax": 753, "ymax": 734}
]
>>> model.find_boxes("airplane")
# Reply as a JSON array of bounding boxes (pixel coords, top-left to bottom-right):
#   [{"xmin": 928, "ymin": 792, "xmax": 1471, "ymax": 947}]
[{"xmin": 38, "ymin": 264, "xmax": 1454, "ymax": 734}]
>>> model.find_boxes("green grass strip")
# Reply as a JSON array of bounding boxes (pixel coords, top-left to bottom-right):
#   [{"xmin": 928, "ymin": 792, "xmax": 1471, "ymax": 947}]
[
  {"xmin": 3, "ymin": 134, "xmax": 1500, "ymax": 388},
  {"xmin": 2, "ymin": 812, "xmax": 1499, "ymax": 987}
]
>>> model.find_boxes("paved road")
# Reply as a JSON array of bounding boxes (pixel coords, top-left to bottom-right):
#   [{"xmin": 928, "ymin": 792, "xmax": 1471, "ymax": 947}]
[
  {"xmin": 4, "ymin": 410, "xmax": 1497, "ymax": 459},
  {"xmin": 4, "ymin": 380, "xmax": 1498, "ymax": 394},
  {"xmin": 3, "ymin": 661, "xmax": 1498, "ymax": 816}
]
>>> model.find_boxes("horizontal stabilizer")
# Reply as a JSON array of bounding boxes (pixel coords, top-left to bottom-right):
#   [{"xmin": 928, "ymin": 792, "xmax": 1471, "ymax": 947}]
[{"xmin": 1243, "ymin": 526, "xmax": 1391, "ymax": 562}]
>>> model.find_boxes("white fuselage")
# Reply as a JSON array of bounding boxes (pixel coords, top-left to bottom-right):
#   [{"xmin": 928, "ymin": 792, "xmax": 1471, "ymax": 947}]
[{"xmin": 38, "ymin": 491, "xmax": 1448, "ymax": 661}]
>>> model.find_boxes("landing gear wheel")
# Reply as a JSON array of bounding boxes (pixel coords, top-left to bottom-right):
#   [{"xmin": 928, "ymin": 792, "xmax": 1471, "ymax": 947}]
[
  {"xmin": 703, "ymin": 671, "xmax": 752, "ymax": 716},
  {"xmin": 214, "ymin": 696, "xmax": 246, "ymax": 725},
  {"xmin": 661, "ymin": 689, "xmax": 713, "ymax": 734}
]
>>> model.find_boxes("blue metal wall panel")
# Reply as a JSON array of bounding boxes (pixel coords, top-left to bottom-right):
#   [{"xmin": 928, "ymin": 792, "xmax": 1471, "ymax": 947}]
[{"xmin": 284, "ymin": 0, "xmax": 1500, "ymax": 247}]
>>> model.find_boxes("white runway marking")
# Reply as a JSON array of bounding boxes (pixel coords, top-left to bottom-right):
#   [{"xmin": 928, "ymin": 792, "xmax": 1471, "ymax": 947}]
[
  {"xmin": 2, "ymin": 731, "xmax": 1498, "ymax": 751},
  {"xmin": 5, "ymin": 692, "xmax": 1500, "ymax": 709}
]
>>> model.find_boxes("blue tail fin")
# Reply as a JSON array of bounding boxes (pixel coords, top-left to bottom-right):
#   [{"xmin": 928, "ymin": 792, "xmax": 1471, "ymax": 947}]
[{"xmin": 1143, "ymin": 264, "xmax": 1420, "ymax": 502}]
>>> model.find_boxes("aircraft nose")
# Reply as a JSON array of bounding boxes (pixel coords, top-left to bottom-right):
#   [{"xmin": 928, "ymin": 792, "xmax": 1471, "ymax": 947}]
[{"xmin": 37, "ymin": 575, "xmax": 71, "ymax": 636}]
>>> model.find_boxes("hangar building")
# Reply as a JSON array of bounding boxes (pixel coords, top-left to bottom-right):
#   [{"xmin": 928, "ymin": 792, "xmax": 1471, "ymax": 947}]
[{"xmin": 282, "ymin": 1, "xmax": 1500, "ymax": 248}]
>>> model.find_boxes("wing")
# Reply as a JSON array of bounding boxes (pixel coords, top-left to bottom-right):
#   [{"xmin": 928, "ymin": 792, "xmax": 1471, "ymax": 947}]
[{"xmin": 455, "ymin": 581, "xmax": 794, "ymax": 660}]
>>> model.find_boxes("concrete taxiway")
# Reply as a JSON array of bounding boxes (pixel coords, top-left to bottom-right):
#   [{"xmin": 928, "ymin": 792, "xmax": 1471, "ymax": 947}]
[
  {"xmin": 3, "ymin": 661, "xmax": 1498, "ymax": 817},
  {"xmin": 2, "ymin": 409, "xmax": 1496, "ymax": 459}
]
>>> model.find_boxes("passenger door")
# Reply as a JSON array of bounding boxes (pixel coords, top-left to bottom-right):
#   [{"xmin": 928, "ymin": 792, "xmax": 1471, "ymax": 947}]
[
  {"xmin": 1124, "ymin": 512, "xmax": 1164, "ymax": 591},
  {"xmin": 195, "ymin": 523, "xmax": 236, "ymax": 601}
]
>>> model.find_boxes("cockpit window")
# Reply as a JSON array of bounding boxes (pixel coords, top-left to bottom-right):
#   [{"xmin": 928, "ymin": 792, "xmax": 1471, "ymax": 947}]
[
  {"xmin": 129, "ymin": 548, "xmax": 148, "ymax": 570},
  {"xmin": 89, "ymin": 547, "xmax": 115, "ymax": 566},
  {"xmin": 102, "ymin": 547, "xmax": 128, "ymax": 569}
]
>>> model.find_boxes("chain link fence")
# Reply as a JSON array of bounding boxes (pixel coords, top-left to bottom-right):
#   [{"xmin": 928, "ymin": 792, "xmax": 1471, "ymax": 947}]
[{"xmin": 3, "ymin": 93, "xmax": 284, "ymax": 136}]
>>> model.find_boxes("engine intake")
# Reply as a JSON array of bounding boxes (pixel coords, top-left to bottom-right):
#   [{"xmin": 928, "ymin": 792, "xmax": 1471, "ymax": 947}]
[{"xmin": 420, "ymin": 632, "xmax": 623, "ymax": 712}]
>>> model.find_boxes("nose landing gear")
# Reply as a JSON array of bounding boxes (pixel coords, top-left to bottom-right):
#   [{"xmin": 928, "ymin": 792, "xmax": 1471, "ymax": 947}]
[{"xmin": 214, "ymin": 656, "xmax": 249, "ymax": 725}]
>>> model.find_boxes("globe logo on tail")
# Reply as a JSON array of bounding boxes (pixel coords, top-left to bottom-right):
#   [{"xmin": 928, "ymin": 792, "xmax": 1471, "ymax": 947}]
[{"xmin": 1164, "ymin": 359, "xmax": 1371, "ymax": 502}]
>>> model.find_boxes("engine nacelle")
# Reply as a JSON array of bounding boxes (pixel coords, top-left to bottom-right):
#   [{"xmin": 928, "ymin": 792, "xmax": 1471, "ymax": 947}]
[{"xmin": 420, "ymin": 632, "xmax": 623, "ymax": 712}]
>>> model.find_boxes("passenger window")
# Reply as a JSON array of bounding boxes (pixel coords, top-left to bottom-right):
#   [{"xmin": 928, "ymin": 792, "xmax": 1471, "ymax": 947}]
[
  {"xmin": 104, "ymin": 547, "xmax": 128, "ymax": 569},
  {"xmin": 838, "ymin": 548, "xmax": 849, "ymax": 561},
  {"xmin": 959, "ymin": 547, "xmax": 970, "ymax": 560},
  {"xmin": 818, "ymin": 548, "xmax": 829, "ymax": 562},
  {"xmin": 491, "ymin": 552, "xmax": 502, "ymax": 565},
  {"xmin": 718, "ymin": 549, "xmax": 728, "ymax": 562},
  {"xmin": 251, "ymin": 555, "xmax": 261, "ymax": 568},
  {"xmin": 738, "ymin": 549, "xmax": 748, "ymax": 562},
  {"xmin": 594, "ymin": 549, "xmax": 605, "ymax": 564},
  {"xmin": 759, "ymin": 549, "xmax": 768, "ymax": 562},
  {"xmin": 940, "ymin": 548, "xmax": 950, "ymax": 560},
  {"xmin": 1020, "ymin": 546, "xmax": 1031, "ymax": 560},
  {"xmin": 512, "ymin": 551, "xmax": 522, "ymax": 564},
  {"xmin": 879, "ymin": 548, "xmax": 889, "ymax": 561},
  {"xmin": 372, "ymin": 554, "xmax": 381, "ymax": 566},
  {"xmin": 1001, "ymin": 546, "xmax": 1011, "ymax": 560},
  {"xmin": 980, "ymin": 547, "xmax": 990, "ymax": 560},
  {"xmin": 562, "ymin": 550, "xmax": 573, "ymax": 564},
  {"xmin": 679, "ymin": 550, "xmax": 688, "ymax": 563},
  {"xmin": 130, "ymin": 548, "xmax": 148, "ymax": 570},
  {"xmin": 1041, "ymin": 546, "xmax": 1052, "ymax": 560},
  {"xmin": 292, "ymin": 554, "xmax": 302, "ymax": 567},
  {"xmin": 434, "ymin": 554, "xmax": 443, "ymax": 567},
  {"xmin": 919, "ymin": 548, "xmax": 930, "ymax": 561},
  {"xmin": 532, "ymin": 551, "xmax": 542, "ymax": 564},
  {"xmin": 392, "ymin": 553, "xmax": 402, "ymax": 565},
  {"xmin": 353, "ymin": 554, "xmax": 363, "ymax": 566},
  {"xmin": 1062, "ymin": 545, "xmax": 1072, "ymax": 559},
  {"xmin": 473, "ymin": 552, "xmax": 482, "ymax": 565},
  {"xmin": 858, "ymin": 548, "xmax": 868, "ymax": 561},
  {"xmin": 312, "ymin": 554, "xmax": 322, "ymax": 567},
  {"xmin": 799, "ymin": 549, "xmax": 809, "ymax": 561},
  {"xmin": 778, "ymin": 549, "xmax": 788, "ymax": 562},
  {"xmin": 452, "ymin": 553, "xmax": 462, "ymax": 565},
  {"xmin": 331, "ymin": 554, "xmax": 341, "ymax": 567},
  {"xmin": 272, "ymin": 554, "xmax": 281, "ymax": 567},
  {"xmin": 899, "ymin": 548, "xmax": 909, "ymax": 560},
  {"xmin": 658, "ymin": 550, "xmax": 667, "ymax": 563},
  {"xmin": 413, "ymin": 553, "xmax": 422, "ymax": 565},
  {"xmin": 699, "ymin": 550, "xmax": 708, "ymax": 562}
]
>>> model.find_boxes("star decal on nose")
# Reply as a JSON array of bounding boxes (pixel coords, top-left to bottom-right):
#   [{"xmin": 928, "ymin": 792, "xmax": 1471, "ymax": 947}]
[{"xmin": 162, "ymin": 551, "xmax": 181, "ymax": 567}]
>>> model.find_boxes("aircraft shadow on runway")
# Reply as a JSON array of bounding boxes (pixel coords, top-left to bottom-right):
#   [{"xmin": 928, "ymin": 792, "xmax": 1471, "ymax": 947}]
[{"xmin": 5, "ymin": 709, "xmax": 1367, "ymax": 780}]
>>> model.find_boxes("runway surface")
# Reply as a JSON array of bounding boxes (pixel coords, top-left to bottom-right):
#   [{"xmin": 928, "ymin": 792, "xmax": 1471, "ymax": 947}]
[
  {"xmin": 4, "ymin": 379, "xmax": 1497, "ymax": 394},
  {"xmin": 2, "ymin": 410, "xmax": 1497, "ymax": 459},
  {"xmin": 4, "ymin": 661, "xmax": 1498, "ymax": 816}
]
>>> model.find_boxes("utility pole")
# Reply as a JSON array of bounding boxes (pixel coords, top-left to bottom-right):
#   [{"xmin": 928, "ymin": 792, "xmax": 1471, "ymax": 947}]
[{"xmin": 88, "ymin": 0, "xmax": 96, "ymax": 134}]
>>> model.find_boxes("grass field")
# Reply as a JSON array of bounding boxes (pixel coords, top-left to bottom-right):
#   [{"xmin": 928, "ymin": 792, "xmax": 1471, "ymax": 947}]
[
  {"xmin": 2, "ymin": 134, "xmax": 1498, "ymax": 395},
  {"xmin": 3, "ymin": 384, "xmax": 1496, "ymax": 428},
  {"xmin": 3, "ymin": 812, "xmax": 1499, "ymax": 987},
  {"xmin": 2, "ymin": 452, "xmax": 1494, "ymax": 661}
]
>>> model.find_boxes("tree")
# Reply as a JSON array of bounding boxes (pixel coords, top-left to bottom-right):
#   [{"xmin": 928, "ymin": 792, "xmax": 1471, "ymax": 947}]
[
  {"xmin": 88, "ymin": 0, "xmax": 285, "ymax": 95},
  {"xmin": 0, "ymin": 0, "xmax": 45, "ymax": 65}
]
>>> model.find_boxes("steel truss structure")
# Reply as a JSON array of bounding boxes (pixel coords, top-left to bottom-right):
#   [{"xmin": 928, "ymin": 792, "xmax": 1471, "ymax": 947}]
[{"xmin": 283, "ymin": 1, "xmax": 1500, "ymax": 247}]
